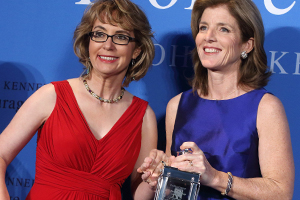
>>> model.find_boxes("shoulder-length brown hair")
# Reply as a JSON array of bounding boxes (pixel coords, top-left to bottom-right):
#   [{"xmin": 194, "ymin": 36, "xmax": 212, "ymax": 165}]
[
  {"xmin": 73, "ymin": 0, "xmax": 155, "ymax": 87},
  {"xmin": 191, "ymin": 0, "xmax": 271, "ymax": 95}
]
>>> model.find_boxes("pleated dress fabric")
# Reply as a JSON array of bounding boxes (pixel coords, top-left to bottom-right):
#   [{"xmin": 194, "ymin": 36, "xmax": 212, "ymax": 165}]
[{"xmin": 26, "ymin": 81, "xmax": 148, "ymax": 200}]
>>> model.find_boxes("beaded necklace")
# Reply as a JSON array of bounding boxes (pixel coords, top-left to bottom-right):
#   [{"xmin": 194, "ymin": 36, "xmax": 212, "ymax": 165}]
[{"xmin": 83, "ymin": 79, "xmax": 125, "ymax": 103}]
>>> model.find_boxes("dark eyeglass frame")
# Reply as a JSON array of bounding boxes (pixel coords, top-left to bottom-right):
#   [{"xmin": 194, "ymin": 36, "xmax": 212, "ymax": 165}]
[{"xmin": 88, "ymin": 31, "xmax": 136, "ymax": 45}]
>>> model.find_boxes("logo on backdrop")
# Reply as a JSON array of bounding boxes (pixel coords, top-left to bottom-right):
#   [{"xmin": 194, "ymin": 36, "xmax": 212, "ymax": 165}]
[
  {"xmin": 153, "ymin": 44, "xmax": 192, "ymax": 67},
  {"xmin": 75, "ymin": 0, "xmax": 297, "ymax": 15},
  {"xmin": 0, "ymin": 81, "xmax": 44, "ymax": 112},
  {"xmin": 269, "ymin": 52, "xmax": 300, "ymax": 75},
  {"xmin": 148, "ymin": 0, "xmax": 195, "ymax": 9},
  {"xmin": 6, "ymin": 177, "xmax": 34, "ymax": 188},
  {"xmin": 153, "ymin": 43, "xmax": 300, "ymax": 75},
  {"xmin": 6, "ymin": 177, "xmax": 34, "ymax": 200},
  {"xmin": 264, "ymin": 0, "xmax": 296, "ymax": 15}
]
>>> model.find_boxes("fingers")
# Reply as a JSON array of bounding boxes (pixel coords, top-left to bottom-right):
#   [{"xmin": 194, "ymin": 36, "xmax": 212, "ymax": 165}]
[
  {"xmin": 137, "ymin": 149, "xmax": 175, "ymax": 191},
  {"xmin": 180, "ymin": 141, "xmax": 203, "ymax": 154},
  {"xmin": 141, "ymin": 171, "xmax": 151, "ymax": 181},
  {"xmin": 170, "ymin": 151, "xmax": 206, "ymax": 174},
  {"xmin": 141, "ymin": 171, "xmax": 158, "ymax": 190},
  {"xmin": 137, "ymin": 149, "xmax": 170, "ymax": 180},
  {"xmin": 138, "ymin": 149, "xmax": 164, "ymax": 173},
  {"xmin": 171, "ymin": 159, "xmax": 194, "ymax": 170},
  {"xmin": 139, "ymin": 150, "xmax": 168, "ymax": 190},
  {"xmin": 150, "ymin": 150, "xmax": 164, "ymax": 170},
  {"xmin": 168, "ymin": 155, "xmax": 176, "ymax": 165},
  {"xmin": 152, "ymin": 160, "xmax": 168, "ymax": 178},
  {"xmin": 137, "ymin": 157, "xmax": 154, "ymax": 173}
]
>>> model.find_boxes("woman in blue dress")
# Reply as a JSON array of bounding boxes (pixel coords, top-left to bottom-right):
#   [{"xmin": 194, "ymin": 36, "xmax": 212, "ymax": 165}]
[{"xmin": 138, "ymin": 0, "xmax": 294, "ymax": 199}]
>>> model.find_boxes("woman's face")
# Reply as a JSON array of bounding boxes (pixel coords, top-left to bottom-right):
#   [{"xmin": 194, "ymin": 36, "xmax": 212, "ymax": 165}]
[
  {"xmin": 195, "ymin": 4, "xmax": 248, "ymax": 72},
  {"xmin": 88, "ymin": 19, "xmax": 140, "ymax": 78}
]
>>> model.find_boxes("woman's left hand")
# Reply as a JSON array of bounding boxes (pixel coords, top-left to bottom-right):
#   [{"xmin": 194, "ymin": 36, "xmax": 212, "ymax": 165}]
[
  {"xmin": 137, "ymin": 149, "xmax": 173, "ymax": 189},
  {"xmin": 170, "ymin": 141, "xmax": 217, "ymax": 186}
]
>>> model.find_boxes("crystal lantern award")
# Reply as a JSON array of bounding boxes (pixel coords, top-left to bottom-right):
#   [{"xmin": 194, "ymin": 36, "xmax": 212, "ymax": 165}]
[{"xmin": 154, "ymin": 150, "xmax": 201, "ymax": 200}]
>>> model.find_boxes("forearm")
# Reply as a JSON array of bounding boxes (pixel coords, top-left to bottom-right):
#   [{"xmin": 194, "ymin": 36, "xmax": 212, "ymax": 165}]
[
  {"xmin": 230, "ymin": 177, "xmax": 292, "ymax": 200},
  {"xmin": 0, "ymin": 157, "xmax": 10, "ymax": 200},
  {"xmin": 210, "ymin": 171, "xmax": 293, "ymax": 200},
  {"xmin": 133, "ymin": 182, "xmax": 155, "ymax": 200}
]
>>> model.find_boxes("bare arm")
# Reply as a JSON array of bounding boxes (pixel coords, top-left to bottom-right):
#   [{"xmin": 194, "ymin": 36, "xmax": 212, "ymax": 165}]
[
  {"xmin": 135, "ymin": 94, "xmax": 181, "ymax": 192},
  {"xmin": 226, "ymin": 94, "xmax": 294, "ymax": 199},
  {"xmin": 131, "ymin": 105, "xmax": 158, "ymax": 200},
  {"xmin": 165, "ymin": 93, "xmax": 181, "ymax": 156},
  {"xmin": 0, "ymin": 158, "xmax": 9, "ymax": 199},
  {"xmin": 0, "ymin": 84, "xmax": 56, "ymax": 199}
]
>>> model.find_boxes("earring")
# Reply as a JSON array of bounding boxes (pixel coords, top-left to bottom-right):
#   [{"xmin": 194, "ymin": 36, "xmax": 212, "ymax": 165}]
[
  {"xmin": 241, "ymin": 51, "xmax": 248, "ymax": 59},
  {"xmin": 87, "ymin": 57, "xmax": 92, "ymax": 75},
  {"xmin": 131, "ymin": 59, "xmax": 136, "ymax": 66}
]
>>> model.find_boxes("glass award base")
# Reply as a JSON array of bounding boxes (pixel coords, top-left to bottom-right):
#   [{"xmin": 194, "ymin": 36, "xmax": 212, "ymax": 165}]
[{"xmin": 155, "ymin": 166, "xmax": 200, "ymax": 200}]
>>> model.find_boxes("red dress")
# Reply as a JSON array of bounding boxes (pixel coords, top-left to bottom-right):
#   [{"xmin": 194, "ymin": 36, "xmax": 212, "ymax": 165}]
[{"xmin": 26, "ymin": 81, "xmax": 148, "ymax": 200}]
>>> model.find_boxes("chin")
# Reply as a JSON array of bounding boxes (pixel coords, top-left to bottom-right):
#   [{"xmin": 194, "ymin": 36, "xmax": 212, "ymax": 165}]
[{"xmin": 201, "ymin": 61, "xmax": 218, "ymax": 69}]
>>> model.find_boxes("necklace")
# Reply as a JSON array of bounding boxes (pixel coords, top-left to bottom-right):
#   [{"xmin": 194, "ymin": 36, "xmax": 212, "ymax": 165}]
[
  {"xmin": 211, "ymin": 88, "xmax": 238, "ymax": 100},
  {"xmin": 83, "ymin": 79, "xmax": 125, "ymax": 103}
]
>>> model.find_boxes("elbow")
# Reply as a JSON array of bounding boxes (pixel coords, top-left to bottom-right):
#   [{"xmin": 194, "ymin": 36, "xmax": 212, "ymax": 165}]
[
  {"xmin": 281, "ymin": 187, "xmax": 294, "ymax": 200},
  {"xmin": 276, "ymin": 191, "xmax": 293, "ymax": 200},
  {"xmin": 273, "ymin": 181, "xmax": 294, "ymax": 200}
]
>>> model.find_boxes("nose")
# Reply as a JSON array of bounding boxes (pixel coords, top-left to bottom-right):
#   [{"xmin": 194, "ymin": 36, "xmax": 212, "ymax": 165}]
[
  {"xmin": 204, "ymin": 29, "xmax": 216, "ymax": 42},
  {"xmin": 102, "ymin": 36, "xmax": 114, "ymax": 50}
]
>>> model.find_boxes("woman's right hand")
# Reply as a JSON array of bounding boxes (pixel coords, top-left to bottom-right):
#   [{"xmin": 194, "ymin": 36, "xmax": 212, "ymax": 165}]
[
  {"xmin": 170, "ymin": 142, "xmax": 218, "ymax": 186},
  {"xmin": 137, "ymin": 149, "xmax": 174, "ymax": 189}
]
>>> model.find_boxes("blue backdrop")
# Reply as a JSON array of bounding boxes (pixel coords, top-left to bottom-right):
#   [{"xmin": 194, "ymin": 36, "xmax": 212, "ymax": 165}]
[{"xmin": 0, "ymin": 0, "xmax": 299, "ymax": 199}]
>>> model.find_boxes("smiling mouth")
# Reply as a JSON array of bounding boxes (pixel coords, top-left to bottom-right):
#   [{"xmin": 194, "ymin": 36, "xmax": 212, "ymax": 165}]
[
  {"xmin": 204, "ymin": 48, "xmax": 220, "ymax": 53},
  {"xmin": 99, "ymin": 56, "xmax": 118, "ymax": 61}
]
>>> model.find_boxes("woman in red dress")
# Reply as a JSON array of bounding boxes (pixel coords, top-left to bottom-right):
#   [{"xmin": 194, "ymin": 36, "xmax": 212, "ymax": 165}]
[{"xmin": 0, "ymin": 0, "xmax": 157, "ymax": 199}]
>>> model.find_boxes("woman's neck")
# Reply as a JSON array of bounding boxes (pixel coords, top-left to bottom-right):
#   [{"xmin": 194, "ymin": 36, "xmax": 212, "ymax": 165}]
[{"xmin": 206, "ymin": 70, "xmax": 239, "ymax": 100}]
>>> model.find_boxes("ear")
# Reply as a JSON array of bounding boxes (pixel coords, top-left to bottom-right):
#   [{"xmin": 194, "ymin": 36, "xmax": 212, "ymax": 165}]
[
  {"xmin": 243, "ymin": 37, "xmax": 254, "ymax": 54},
  {"xmin": 132, "ymin": 47, "xmax": 141, "ymax": 59}
]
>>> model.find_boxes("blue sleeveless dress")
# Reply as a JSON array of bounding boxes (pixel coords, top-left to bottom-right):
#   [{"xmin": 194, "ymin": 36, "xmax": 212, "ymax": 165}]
[{"xmin": 171, "ymin": 88, "xmax": 268, "ymax": 200}]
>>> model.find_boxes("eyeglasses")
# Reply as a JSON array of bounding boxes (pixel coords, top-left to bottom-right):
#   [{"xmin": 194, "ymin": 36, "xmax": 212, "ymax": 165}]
[{"xmin": 88, "ymin": 31, "xmax": 136, "ymax": 45}]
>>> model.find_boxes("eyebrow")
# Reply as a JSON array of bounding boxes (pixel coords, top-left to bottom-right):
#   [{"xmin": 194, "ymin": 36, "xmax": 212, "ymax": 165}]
[
  {"xmin": 199, "ymin": 21, "xmax": 234, "ymax": 29},
  {"xmin": 93, "ymin": 25, "xmax": 131, "ymax": 35}
]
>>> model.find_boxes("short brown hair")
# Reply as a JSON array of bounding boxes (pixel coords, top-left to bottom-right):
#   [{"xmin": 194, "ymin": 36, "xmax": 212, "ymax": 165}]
[
  {"xmin": 73, "ymin": 0, "xmax": 155, "ymax": 87},
  {"xmin": 191, "ymin": 0, "xmax": 271, "ymax": 95}
]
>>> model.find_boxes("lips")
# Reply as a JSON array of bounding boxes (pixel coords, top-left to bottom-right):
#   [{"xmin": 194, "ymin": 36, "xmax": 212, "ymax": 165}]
[
  {"xmin": 98, "ymin": 55, "xmax": 118, "ymax": 63},
  {"xmin": 99, "ymin": 55, "xmax": 118, "ymax": 61},
  {"xmin": 204, "ymin": 47, "xmax": 221, "ymax": 53}
]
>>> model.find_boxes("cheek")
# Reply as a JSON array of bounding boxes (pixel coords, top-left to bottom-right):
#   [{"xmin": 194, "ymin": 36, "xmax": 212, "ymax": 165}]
[
  {"xmin": 195, "ymin": 34, "xmax": 204, "ymax": 55},
  {"xmin": 229, "ymin": 36, "xmax": 242, "ymax": 51},
  {"xmin": 88, "ymin": 41, "xmax": 101, "ymax": 53},
  {"xmin": 195, "ymin": 33, "xmax": 203, "ymax": 46},
  {"xmin": 126, "ymin": 46, "xmax": 136, "ymax": 59},
  {"xmin": 221, "ymin": 38, "xmax": 239, "ymax": 58},
  {"xmin": 88, "ymin": 42, "xmax": 95, "ymax": 55}
]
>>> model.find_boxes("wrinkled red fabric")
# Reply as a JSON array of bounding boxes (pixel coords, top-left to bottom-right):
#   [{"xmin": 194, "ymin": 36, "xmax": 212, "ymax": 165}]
[{"xmin": 26, "ymin": 81, "xmax": 147, "ymax": 200}]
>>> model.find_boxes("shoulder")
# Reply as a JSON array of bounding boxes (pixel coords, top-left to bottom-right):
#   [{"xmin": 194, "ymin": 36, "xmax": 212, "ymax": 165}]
[
  {"xmin": 32, "ymin": 83, "xmax": 57, "ymax": 109},
  {"xmin": 17, "ymin": 83, "xmax": 56, "ymax": 113},
  {"xmin": 167, "ymin": 92, "xmax": 182, "ymax": 113},
  {"xmin": 14, "ymin": 83, "xmax": 57, "ymax": 125},
  {"xmin": 257, "ymin": 93, "xmax": 288, "ymax": 136},
  {"xmin": 143, "ymin": 104, "xmax": 156, "ymax": 123},
  {"xmin": 258, "ymin": 93, "xmax": 285, "ymax": 115},
  {"xmin": 128, "ymin": 94, "xmax": 148, "ymax": 112},
  {"xmin": 141, "ymin": 105, "xmax": 157, "ymax": 145},
  {"xmin": 129, "ymin": 94, "xmax": 155, "ymax": 122},
  {"xmin": 166, "ymin": 92, "xmax": 183, "ymax": 129},
  {"xmin": 31, "ymin": 83, "xmax": 56, "ymax": 102},
  {"xmin": 66, "ymin": 77, "xmax": 81, "ymax": 86}
]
